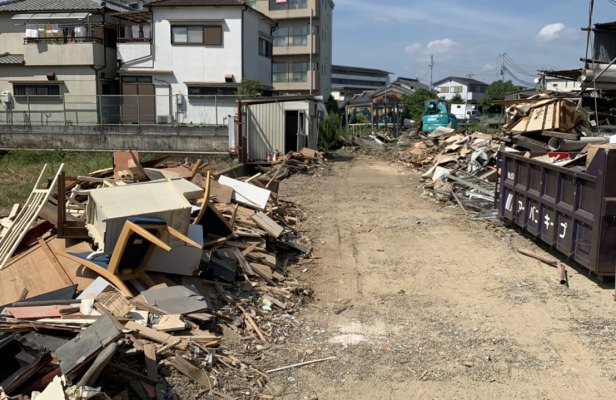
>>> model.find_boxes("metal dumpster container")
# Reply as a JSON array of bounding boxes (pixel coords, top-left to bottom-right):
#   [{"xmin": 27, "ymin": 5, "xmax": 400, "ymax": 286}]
[{"xmin": 496, "ymin": 147, "xmax": 616, "ymax": 276}]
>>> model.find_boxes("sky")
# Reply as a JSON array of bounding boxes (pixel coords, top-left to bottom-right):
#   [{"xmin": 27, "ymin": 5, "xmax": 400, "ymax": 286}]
[{"xmin": 332, "ymin": 0, "xmax": 614, "ymax": 86}]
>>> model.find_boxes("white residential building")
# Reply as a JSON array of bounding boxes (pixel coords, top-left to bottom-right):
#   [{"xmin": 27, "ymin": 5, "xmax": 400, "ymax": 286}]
[
  {"xmin": 433, "ymin": 76, "xmax": 488, "ymax": 105},
  {"xmin": 116, "ymin": 0, "xmax": 276, "ymax": 125}
]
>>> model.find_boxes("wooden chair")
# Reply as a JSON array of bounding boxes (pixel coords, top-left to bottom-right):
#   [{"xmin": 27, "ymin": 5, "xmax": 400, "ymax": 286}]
[{"xmin": 56, "ymin": 217, "xmax": 201, "ymax": 296}]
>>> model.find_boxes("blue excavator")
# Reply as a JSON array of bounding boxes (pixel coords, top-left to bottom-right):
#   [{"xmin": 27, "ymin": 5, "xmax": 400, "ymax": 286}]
[{"xmin": 420, "ymin": 99, "xmax": 458, "ymax": 133}]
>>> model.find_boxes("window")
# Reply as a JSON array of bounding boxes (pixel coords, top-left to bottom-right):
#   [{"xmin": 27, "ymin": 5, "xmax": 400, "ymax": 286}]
[
  {"xmin": 171, "ymin": 25, "xmax": 222, "ymax": 45},
  {"xmin": 439, "ymin": 87, "xmax": 449, "ymax": 93},
  {"xmin": 273, "ymin": 24, "xmax": 310, "ymax": 47},
  {"xmin": 290, "ymin": 26, "xmax": 308, "ymax": 46},
  {"xmin": 273, "ymin": 27, "xmax": 288, "ymax": 47},
  {"xmin": 13, "ymin": 83, "xmax": 60, "ymax": 96},
  {"xmin": 273, "ymin": 62, "xmax": 288, "ymax": 82},
  {"xmin": 269, "ymin": 0, "xmax": 307, "ymax": 10},
  {"xmin": 258, "ymin": 37, "xmax": 272, "ymax": 57},
  {"xmin": 291, "ymin": 62, "xmax": 308, "ymax": 82},
  {"xmin": 188, "ymin": 86, "xmax": 237, "ymax": 96},
  {"xmin": 452, "ymin": 86, "xmax": 463, "ymax": 93},
  {"xmin": 122, "ymin": 76, "xmax": 152, "ymax": 83}
]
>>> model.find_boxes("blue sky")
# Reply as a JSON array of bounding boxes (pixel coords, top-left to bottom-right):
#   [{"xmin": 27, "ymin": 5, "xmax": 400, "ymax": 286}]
[{"xmin": 332, "ymin": 0, "xmax": 613, "ymax": 85}]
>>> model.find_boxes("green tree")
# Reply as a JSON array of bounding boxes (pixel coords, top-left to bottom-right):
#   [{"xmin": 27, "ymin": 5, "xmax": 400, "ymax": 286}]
[
  {"xmin": 237, "ymin": 79, "xmax": 262, "ymax": 97},
  {"xmin": 449, "ymin": 93, "xmax": 464, "ymax": 104},
  {"xmin": 402, "ymin": 88, "xmax": 439, "ymax": 122},
  {"xmin": 318, "ymin": 112, "xmax": 345, "ymax": 150},
  {"xmin": 481, "ymin": 80, "xmax": 522, "ymax": 110},
  {"xmin": 325, "ymin": 95, "xmax": 340, "ymax": 115}
]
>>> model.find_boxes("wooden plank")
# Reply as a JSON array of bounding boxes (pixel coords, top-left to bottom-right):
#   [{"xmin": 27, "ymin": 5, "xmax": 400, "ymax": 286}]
[
  {"xmin": 124, "ymin": 320, "xmax": 188, "ymax": 350},
  {"xmin": 209, "ymin": 180, "xmax": 233, "ymax": 204},
  {"xmin": 0, "ymin": 239, "xmax": 77, "ymax": 305},
  {"xmin": 172, "ymin": 356, "xmax": 212, "ymax": 391},
  {"xmin": 238, "ymin": 305, "xmax": 267, "ymax": 343},
  {"xmin": 152, "ymin": 315, "xmax": 186, "ymax": 332},
  {"xmin": 541, "ymin": 130, "xmax": 580, "ymax": 140},
  {"xmin": 7, "ymin": 305, "xmax": 76, "ymax": 319},
  {"xmin": 56, "ymin": 314, "xmax": 123, "ymax": 377},
  {"xmin": 251, "ymin": 212, "xmax": 283, "ymax": 238},
  {"xmin": 38, "ymin": 237, "xmax": 74, "ymax": 287},
  {"xmin": 0, "ymin": 164, "xmax": 63, "ymax": 270},
  {"xmin": 143, "ymin": 344, "xmax": 159, "ymax": 382}
]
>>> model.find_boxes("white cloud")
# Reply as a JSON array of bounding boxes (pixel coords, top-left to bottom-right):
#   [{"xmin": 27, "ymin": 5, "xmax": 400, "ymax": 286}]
[
  {"xmin": 536, "ymin": 23, "xmax": 578, "ymax": 43},
  {"xmin": 404, "ymin": 43, "xmax": 422, "ymax": 54},
  {"xmin": 403, "ymin": 38, "xmax": 465, "ymax": 64},
  {"xmin": 426, "ymin": 38, "xmax": 461, "ymax": 55}
]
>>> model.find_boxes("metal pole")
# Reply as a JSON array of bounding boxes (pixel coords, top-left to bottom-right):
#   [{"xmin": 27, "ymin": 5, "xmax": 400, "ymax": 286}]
[
  {"xmin": 98, "ymin": 94, "xmax": 103, "ymax": 127},
  {"xmin": 137, "ymin": 94, "xmax": 140, "ymax": 126},
  {"xmin": 63, "ymin": 94, "xmax": 67, "ymax": 126},
  {"xmin": 429, "ymin": 54, "xmax": 434, "ymax": 91},
  {"xmin": 26, "ymin": 94, "xmax": 31, "ymax": 126},
  {"xmin": 309, "ymin": 7, "xmax": 313, "ymax": 95}
]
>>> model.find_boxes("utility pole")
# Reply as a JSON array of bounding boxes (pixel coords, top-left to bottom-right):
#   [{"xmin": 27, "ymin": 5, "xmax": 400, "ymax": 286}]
[
  {"xmin": 429, "ymin": 54, "xmax": 434, "ymax": 92},
  {"xmin": 500, "ymin": 53, "xmax": 506, "ymax": 82}
]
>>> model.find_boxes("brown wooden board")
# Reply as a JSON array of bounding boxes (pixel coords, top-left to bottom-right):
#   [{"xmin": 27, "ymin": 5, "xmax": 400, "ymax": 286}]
[
  {"xmin": 252, "ymin": 212, "xmax": 283, "ymax": 238},
  {"xmin": 0, "ymin": 239, "xmax": 75, "ymax": 305}
]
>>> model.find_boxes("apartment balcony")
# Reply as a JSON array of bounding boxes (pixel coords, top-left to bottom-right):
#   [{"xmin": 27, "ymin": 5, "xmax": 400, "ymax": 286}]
[
  {"xmin": 117, "ymin": 40, "xmax": 153, "ymax": 68},
  {"xmin": 272, "ymin": 71, "xmax": 317, "ymax": 93},
  {"xmin": 273, "ymin": 35, "xmax": 319, "ymax": 56},
  {"xmin": 24, "ymin": 37, "xmax": 104, "ymax": 66}
]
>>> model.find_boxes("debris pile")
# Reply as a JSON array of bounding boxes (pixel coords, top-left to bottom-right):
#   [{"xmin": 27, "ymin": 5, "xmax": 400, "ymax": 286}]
[
  {"xmin": 502, "ymin": 94, "xmax": 608, "ymax": 151},
  {"xmin": 397, "ymin": 127, "xmax": 501, "ymax": 216},
  {"xmin": 0, "ymin": 149, "xmax": 324, "ymax": 399}
]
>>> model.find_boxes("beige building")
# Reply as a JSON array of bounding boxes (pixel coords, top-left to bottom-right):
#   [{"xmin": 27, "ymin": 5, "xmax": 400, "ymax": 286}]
[
  {"xmin": 253, "ymin": 0, "xmax": 333, "ymax": 97},
  {"xmin": 0, "ymin": 0, "xmax": 131, "ymax": 125}
]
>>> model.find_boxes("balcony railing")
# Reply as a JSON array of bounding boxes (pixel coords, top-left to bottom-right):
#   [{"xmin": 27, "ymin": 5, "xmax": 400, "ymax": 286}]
[
  {"xmin": 24, "ymin": 36, "xmax": 104, "ymax": 44},
  {"xmin": 117, "ymin": 37, "xmax": 152, "ymax": 43}
]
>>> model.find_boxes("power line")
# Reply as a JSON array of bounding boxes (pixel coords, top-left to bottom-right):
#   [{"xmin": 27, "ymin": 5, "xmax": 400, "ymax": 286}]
[
  {"xmin": 503, "ymin": 66, "xmax": 535, "ymax": 87},
  {"xmin": 503, "ymin": 53, "xmax": 536, "ymax": 77}
]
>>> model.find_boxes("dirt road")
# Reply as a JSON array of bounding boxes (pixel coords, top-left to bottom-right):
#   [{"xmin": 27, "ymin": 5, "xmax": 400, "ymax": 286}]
[{"xmin": 266, "ymin": 154, "xmax": 616, "ymax": 399}]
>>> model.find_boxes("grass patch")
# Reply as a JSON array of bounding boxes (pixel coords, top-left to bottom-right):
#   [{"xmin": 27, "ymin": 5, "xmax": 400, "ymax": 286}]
[
  {"xmin": 0, "ymin": 150, "xmax": 235, "ymax": 208},
  {"xmin": 0, "ymin": 150, "xmax": 113, "ymax": 208}
]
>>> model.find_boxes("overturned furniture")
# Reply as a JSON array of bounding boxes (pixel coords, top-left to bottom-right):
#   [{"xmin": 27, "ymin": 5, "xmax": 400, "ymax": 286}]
[
  {"xmin": 497, "ymin": 145, "xmax": 616, "ymax": 276},
  {"xmin": 57, "ymin": 217, "xmax": 201, "ymax": 295}
]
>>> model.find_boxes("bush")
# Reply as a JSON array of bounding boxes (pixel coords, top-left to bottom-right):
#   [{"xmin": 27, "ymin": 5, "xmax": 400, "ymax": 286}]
[{"xmin": 319, "ymin": 112, "xmax": 345, "ymax": 150}]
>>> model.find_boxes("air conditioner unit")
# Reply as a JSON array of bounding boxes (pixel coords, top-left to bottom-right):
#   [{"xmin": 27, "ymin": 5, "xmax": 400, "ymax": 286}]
[{"xmin": 157, "ymin": 115, "xmax": 171, "ymax": 124}]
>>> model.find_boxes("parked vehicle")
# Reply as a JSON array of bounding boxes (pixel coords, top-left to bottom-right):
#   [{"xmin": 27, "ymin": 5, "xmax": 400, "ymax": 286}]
[
  {"xmin": 450, "ymin": 103, "xmax": 481, "ymax": 122},
  {"xmin": 421, "ymin": 99, "xmax": 458, "ymax": 133}
]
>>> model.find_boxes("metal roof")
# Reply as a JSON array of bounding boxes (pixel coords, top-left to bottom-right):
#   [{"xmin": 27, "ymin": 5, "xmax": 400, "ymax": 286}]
[
  {"xmin": 0, "ymin": 53, "xmax": 24, "ymax": 64},
  {"xmin": 12, "ymin": 12, "xmax": 90, "ymax": 19},
  {"xmin": 150, "ymin": 0, "xmax": 245, "ymax": 6},
  {"xmin": 433, "ymin": 76, "xmax": 489, "ymax": 87},
  {"xmin": 0, "ymin": 0, "xmax": 129, "ymax": 12}
]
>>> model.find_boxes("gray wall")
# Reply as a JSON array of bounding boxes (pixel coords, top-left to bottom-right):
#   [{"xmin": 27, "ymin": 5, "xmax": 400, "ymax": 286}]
[{"xmin": 0, "ymin": 125, "xmax": 229, "ymax": 153}]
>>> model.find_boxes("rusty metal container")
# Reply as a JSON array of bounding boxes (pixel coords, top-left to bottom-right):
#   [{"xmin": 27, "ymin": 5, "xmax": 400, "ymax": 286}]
[{"xmin": 496, "ymin": 147, "xmax": 616, "ymax": 276}]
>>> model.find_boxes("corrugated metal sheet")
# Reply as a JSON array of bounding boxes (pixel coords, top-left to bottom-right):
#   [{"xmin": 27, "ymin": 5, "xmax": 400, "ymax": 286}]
[
  {"xmin": 245, "ymin": 102, "xmax": 285, "ymax": 162},
  {"xmin": 244, "ymin": 99, "xmax": 320, "ymax": 162}
]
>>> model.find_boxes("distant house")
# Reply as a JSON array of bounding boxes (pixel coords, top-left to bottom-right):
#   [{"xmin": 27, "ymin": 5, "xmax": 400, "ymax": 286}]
[
  {"xmin": 539, "ymin": 69, "xmax": 582, "ymax": 93},
  {"xmin": 116, "ymin": 0, "xmax": 276, "ymax": 125},
  {"xmin": 0, "ymin": 0, "xmax": 132, "ymax": 125},
  {"xmin": 433, "ymin": 76, "xmax": 488, "ymax": 104}
]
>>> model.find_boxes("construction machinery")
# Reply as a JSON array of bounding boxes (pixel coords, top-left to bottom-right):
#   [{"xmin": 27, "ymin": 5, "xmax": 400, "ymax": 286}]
[{"xmin": 420, "ymin": 99, "xmax": 458, "ymax": 133}]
